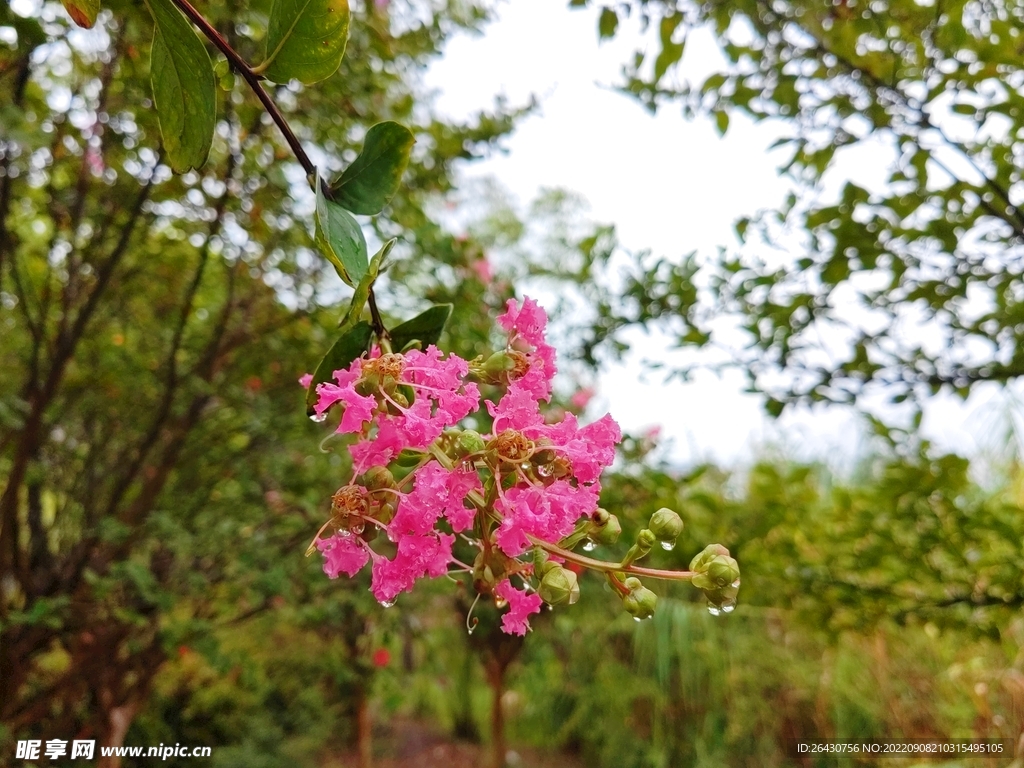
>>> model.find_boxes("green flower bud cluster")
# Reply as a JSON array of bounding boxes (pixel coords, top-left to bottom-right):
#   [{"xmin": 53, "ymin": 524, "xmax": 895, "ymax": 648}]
[
  {"xmin": 621, "ymin": 577, "xmax": 657, "ymax": 620},
  {"xmin": 690, "ymin": 544, "xmax": 740, "ymax": 614},
  {"xmin": 450, "ymin": 428, "xmax": 486, "ymax": 459}
]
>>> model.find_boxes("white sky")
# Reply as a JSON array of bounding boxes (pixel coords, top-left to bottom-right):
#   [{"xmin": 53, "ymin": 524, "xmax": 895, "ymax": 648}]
[{"xmin": 425, "ymin": 0, "xmax": 1021, "ymax": 471}]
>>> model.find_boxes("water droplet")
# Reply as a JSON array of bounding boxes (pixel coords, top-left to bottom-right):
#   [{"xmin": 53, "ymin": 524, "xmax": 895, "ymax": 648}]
[
  {"xmin": 546, "ymin": 604, "xmax": 553, "ymax": 611},
  {"xmin": 581, "ymin": 538, "xmax": 596, "ymax": 552},
  {"xmin": 536, "ymin": 464, "xmax": 552, "ymax": 479},
  {"xmin": 379, "ymin": 599, "xmax": 395, "ymax": 608},
  {"xmin": 633, "ymin": 616, "xmax": 642, "ymax": 623},
  {"xmin": 349, "ymin": 521, "xmax": 365, "ymax": 535},
  {"xmin": 337, "ymin": 529, "xmax": 352, "ymax": 538},
  {"xmin": 731, "ymin": 579, "xmax": 741, "ymax": 588},
  {"xmin": 467, "ymin": 626, "xmax": 475, "ymax": 635},
  {"xmin": 722, "ymin": 603, "xmax": 736, "ymax": 614},
  {"xmin": 494, "ymin": 597, "xmax": 508, "ymax": 609},
  {"xmin": 660, "ymin": 541, "xmax": 675, "ymax": 551},
  {"xmin": 707, "ymin": 605, "xmax": 722, "ymax": 617},
  {"xmin": 309, "ymin": 412, "xmax": 327, "ymax": 423}
]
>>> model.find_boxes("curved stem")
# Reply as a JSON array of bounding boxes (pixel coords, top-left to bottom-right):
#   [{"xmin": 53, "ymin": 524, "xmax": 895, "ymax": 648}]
[
  {"xmin": 528, "ymin": 535, "xmax": 696, "ymax": 583},
  {"xmin": 168, "ymin": 0, "xmax": 318, "ymax": 181}
]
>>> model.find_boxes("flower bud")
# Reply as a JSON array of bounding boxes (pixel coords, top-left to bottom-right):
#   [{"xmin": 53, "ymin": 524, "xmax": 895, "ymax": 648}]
[
  {"xmin": 637, "ymin": 528, "xmax": 656, "ymax": 552},
  {"xmin": 480, "ymin": 350, "xmax": 517, "ymax": 383},
  {"xmin": 359, "ymin": 466, "xmax": 396, "ymax": 491},
  {"xmin": 649, "ymin": 507, "xmax": 684, "ymax": 544},
  {"xmin": 588, "ymin": 512, "xmax": 622, "ymax": 546},
  {"xmin": 622, "ymin": 579, "xmax": 657, "ymax": 620},
  {"xmin": 538, "ymin": 565, "xmax": 580, "ymax": 606},
  {"xmin": 689, "ymin": 543, "xmax": 731, "ymax": 573},
  {"xmin": 452, "ymin": 429, "xmax": 486, "ymax": 458}
]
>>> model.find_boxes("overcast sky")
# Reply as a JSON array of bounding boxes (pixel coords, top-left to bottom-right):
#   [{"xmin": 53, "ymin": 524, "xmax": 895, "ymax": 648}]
[{"xmin": 423, "ymin": 0, "xmax": 1022, "ymax": 471}]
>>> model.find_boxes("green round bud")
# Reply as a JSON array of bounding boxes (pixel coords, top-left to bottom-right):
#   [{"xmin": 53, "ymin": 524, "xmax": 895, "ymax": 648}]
[
  {"xmin": 592, "ymin": 508, "xmax": 610, "ymax": 526},
  {"xmin": 481, "ymin": 350, "xmax": 517, "ymax": 383},
  {"xmin": 649, "ymin": 508, "xmax": 684, "ymax": 543},
  {"xmin": 623, "ymin": 576, "xmax": 642, "ymax": 591},
  {"xmin": 589, "ymin": 513, "xmax": 622, "ymax": 546},
  {"xmin": 376, "ymin": 501, "xmax": 397, "ymax": 525},
  {"xmin": 689, "ymin": 543, "xmax": 731, "ymax": 573},
  {"xmin": 636, "ymin": 529, "xmax": 656, "ymax": 555},
  {"xmin": 538, "ymin": 565, "xmax": 580, "ymax": 606},
  {"xmin": 622, "ymin": 583, "xmax": 657, "ymax": 620},
  {"xmin": 452, "ymin": 429, "xmax": 486, "ymax": 458},
  {"xmin": 360, "ymin": 466, "xmax": 396, "ymax": 491},
  {"xmin": 691, "ymin": 555, "xmax": 739, "ymax": 590},
  {"xmin": 707, "ymin": 555, "xmax": 740, "ymax": 588}
]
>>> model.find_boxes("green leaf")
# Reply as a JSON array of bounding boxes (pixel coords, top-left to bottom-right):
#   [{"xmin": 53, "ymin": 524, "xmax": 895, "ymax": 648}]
[
  {"xmin": 598, "ymin": 7, "xmax": 618, "ymax": 39},
  {"xmin": 388, "ymin": 304, "xmax": 452, "ymax": 352},
  {"xmin": 60, "ymin": 0, "xmax": 99, "ymax": 28},
  {"xmin": 258, "ymin": 0, "xmax": 350, "ymax": 85},
  {"xmin": 330, "ymin": 122, "xmax": 415, "ymax": 215},
  {"xmin": 714, "ymin": 109, "xmax": 729, "ymax": 136},
  {"xmin": 145, "ymin": 0, "xmax": 216, "ymax": 172},
  {"xmin": 315, "ymin": 177, "xmax": 368, "ymax": 285},
  {"xmin": 305, "ymin": 321, "xmax": 372, "ymax": 414}
]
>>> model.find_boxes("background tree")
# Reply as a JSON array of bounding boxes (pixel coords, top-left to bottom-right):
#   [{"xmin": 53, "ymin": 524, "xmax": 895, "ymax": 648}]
[
  {"xmin": 0, "ymin": 0, "xmax": 519, "ymax": 757},
  {"xmin": 569, "ymin": 0, "xmax": 1024, "ymax": 414}
]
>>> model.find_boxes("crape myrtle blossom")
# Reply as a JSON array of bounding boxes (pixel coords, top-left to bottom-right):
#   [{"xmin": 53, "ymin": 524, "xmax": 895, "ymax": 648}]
[{"xmin": 305, "ymin": 297, "xmax": 625, "ymax": 634}]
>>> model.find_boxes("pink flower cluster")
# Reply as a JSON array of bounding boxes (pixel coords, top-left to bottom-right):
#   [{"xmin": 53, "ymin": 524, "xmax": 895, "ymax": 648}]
[{"xmin": 309, "ymin": 298, "xmax": 620, "ymax": 634}]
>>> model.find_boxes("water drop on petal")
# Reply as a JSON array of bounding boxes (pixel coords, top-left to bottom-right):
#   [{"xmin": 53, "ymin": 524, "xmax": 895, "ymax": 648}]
[
  {"xmin": 379, "ymin": 599, "xmax": 395, "ymax": 608},
  {"xmin": 309, "ymin": 412, "xmax": 327, "ymax": 423}
]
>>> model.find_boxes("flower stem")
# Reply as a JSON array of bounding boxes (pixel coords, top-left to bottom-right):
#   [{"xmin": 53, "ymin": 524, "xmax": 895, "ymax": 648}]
[{"xmin": 528, "ymin": 535, "xmax": 696, "ymax": 583}]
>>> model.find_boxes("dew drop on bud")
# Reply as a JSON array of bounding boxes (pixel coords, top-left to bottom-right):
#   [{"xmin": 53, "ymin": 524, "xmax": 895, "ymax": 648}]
[
  {"xmin": 349, "ymin": 521, "xmax": 365, "ymax": 534},
  {"xmin": 707, "ymin": 605, "xmax": 722, "ymax": 617},
  {"xmin": 379, "ymin": 599, "xmax": 395, "ymax": 608},
  {"xmin": 309, "ymin": 413, "xmax": 327, "ymax": 423},
  {"xmin": 660, "ymin": 541, "xmax": 675, "ymax": 551},
  {"xmin": 731, "ymin": 579, "xmax": 741, "ymax": 588},
  {"xmin": 722, "ymin": 603, "xmax": 736, "ymax": 614},
  {"xmin": 581, "ymin": 538, "xmax": 596, "ymax": 552}
]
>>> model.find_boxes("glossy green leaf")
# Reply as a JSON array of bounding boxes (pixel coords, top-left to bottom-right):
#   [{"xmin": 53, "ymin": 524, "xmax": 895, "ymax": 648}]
[
  {"xmin": 388, "ymin": 304, "xmax": 452, "ymax": 352},
  {"xmin": 330, "ymin": 122, "xmax": 414, "ymax": 215},
  {"xmin": 315, "ymin": 177, "xmax": 368, "ymax": 286},
  {"xmin": 60, "ymin": 0, "xmax": 99, "ymax": 28},
  {"xmin": 146, "ymin": 0, "xmax": 216, "ymax": 172},
  {"xmin": 305, "ymin": 321, "xmax": 372, "ymax": 414},
  {"xmin": 258, "ymin": 0, "xmax": 350, "ymax": 85}
]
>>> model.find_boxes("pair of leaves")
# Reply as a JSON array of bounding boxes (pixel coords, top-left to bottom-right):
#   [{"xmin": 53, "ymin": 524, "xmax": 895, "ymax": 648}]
[
  {"xmin": 314, "ymin": 122, "xmax": 414, "ymax": 285},
  {"xmin": 304, "ymin": 304, "xmax": 453, "ymax": 414},
  {"xmin": 144, "ymin": 0, "xmax": 350, "ymax": 171}
]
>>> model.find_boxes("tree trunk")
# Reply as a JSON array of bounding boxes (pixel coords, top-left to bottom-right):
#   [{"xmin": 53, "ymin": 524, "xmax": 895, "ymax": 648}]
[
  {"xmin": 486, "ymin": 661, "xmax": 506, "ymax": 768},
  {"xmin": 355, "ymin": 684, "xmax": 372, "ymax": 768}
]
